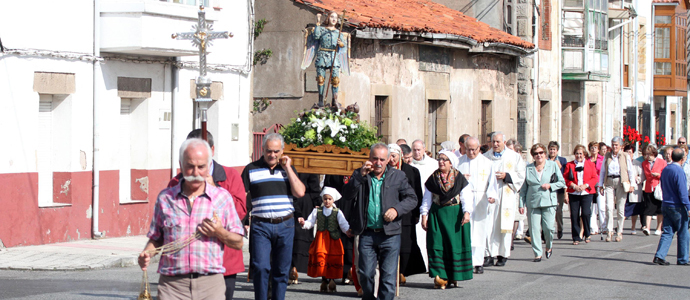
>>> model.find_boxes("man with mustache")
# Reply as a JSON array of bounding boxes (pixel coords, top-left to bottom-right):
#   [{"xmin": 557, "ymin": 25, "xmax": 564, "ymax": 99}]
[
  {"xmin": 166, "ymin": 130, "xmax": 247, "ymax": 300},
  {"xmin": 138, "ymin": 138, "xmax": 245, "ymax": 300},
  {"xmin": 341, "ymin": 143, "xmax": 417, "ymax": 300}
]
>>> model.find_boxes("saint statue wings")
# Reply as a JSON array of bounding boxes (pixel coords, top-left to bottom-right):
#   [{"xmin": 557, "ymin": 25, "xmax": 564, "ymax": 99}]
[{"xmin": 301, "ymin": 27, "xmax": 351, "ymax": 76}]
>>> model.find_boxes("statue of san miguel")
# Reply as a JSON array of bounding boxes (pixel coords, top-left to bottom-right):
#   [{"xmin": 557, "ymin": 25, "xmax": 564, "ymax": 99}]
[{"xmin": 301, "ymin": 10, "xmax": 350, "ymax": 108}]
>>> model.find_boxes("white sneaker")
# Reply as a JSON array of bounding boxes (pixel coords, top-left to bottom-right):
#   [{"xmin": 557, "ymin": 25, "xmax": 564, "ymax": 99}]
[
  {"xmin": 652, "ymin": 216, "xmax": 657, "ymax": 220},
  {"xmin": 515, "ymin": 235, "xmax": 523, "ymax": 240},
  {"xmin": 654, "ymin": 230, "xmax": 662, "ymax": 236}
]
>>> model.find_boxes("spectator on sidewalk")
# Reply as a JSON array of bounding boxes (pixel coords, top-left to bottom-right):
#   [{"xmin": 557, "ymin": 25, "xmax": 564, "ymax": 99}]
[
  {"xmin": 653, "ymin": 148, "xmax": 690, "ymax": 266},
  {"xmin": 138, "ymin": 138, "xmax": 244, "ymax": 300},
  {"xmin": 242, "ymin": 133, "xmax": 306, "ymax": 300},
  {"xmin": 166, "ymin": 130, "xmax": 247, "ymax": 300}
]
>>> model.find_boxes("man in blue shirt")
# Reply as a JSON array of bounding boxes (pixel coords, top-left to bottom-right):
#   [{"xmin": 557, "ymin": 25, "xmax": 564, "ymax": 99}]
[{"xmin": 653, "ymin": 148, "xmax": 690, "ymax": 266}]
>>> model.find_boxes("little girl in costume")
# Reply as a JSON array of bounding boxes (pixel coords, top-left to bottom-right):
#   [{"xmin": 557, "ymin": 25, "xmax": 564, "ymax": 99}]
[{"xmin": 298, "ymin": 187, "xmax": 352, "ymax": 292}]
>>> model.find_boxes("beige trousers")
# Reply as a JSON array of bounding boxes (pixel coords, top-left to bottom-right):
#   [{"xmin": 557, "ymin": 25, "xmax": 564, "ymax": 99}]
[
  {"xmin": 158, "ymin": 273, "xmax": 225, "ymax": 300},
  {"xmin": 604, "ymin": 177, "xmax": 627, "ymax": 235}
]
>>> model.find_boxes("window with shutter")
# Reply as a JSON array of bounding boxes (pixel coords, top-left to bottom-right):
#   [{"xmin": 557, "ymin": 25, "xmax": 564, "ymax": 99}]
[
  {"xmin": 119, "ymin": 98, "xmax": 132, "ymax": 202},
  {"xmin": 37, "ymin": 95, "xmax": 54, "ymax": 207}
]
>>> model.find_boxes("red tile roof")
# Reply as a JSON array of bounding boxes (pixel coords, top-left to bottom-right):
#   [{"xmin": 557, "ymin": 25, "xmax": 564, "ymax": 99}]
[
  {"xmin": 293, "ymin": 0, "xmax": 535, "ymax": 49},
  {"xmin": 652, "ymin": 0, "xmax": 679, "ymax": 3}
]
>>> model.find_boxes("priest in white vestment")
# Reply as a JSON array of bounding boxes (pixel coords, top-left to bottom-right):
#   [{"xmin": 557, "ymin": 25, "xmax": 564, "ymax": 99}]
[
  {"xmin": 483, "ymin": 132, "xmax": 526, "ymax": 267},
  {"xmin": 410, "ymin": 139, "xmax": 437, "ymax": 269},
  {"xmin": 456, "ymin": 137, "xmax": 499, "ymax": 274}
]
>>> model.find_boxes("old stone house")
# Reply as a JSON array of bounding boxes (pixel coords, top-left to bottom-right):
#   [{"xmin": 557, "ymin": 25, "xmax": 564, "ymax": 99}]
[{"xmin": 253, "ymin": 0, "xmax": 534, "ymax": 153}]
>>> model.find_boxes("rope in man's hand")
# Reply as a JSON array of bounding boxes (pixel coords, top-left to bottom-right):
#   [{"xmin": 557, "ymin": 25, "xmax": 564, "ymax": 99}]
[{"xmin": 138, "ymin": 213, "xmax": 219, "ymax": 300}]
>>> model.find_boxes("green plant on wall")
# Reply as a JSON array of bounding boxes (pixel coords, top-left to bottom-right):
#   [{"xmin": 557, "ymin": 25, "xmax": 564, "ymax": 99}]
[
  {"xmin": 253, "ymin": 18, "xmax": 272, "ymax": 66},
  {"xmin": 252, "ymin": 98, "xmax": 272, "ymax": 114}
]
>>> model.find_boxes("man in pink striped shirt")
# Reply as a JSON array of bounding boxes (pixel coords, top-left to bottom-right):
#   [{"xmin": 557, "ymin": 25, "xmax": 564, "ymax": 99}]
[{"xmin": 139, "ymin": 138, "xmax": 244, "ymax": 299}]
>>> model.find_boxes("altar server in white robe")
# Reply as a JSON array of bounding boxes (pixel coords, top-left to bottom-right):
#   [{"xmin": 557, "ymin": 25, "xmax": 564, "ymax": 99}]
[
  {"xmin": 410, "ymin": 139, "xmax": 438, "ymax": 269},
  {"xmin": 483, "ymin": 132, "xmax": 526, "ymax": 267},
  {"xmin": 456, "ymin": 136, "xmax": 499, "ymax": 274}
]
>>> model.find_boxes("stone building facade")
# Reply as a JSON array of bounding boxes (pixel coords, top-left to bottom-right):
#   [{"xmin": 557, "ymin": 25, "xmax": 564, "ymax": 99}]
[{"xmin": 253, "ymin": 0, "xmax": 534, "ymax": 153}]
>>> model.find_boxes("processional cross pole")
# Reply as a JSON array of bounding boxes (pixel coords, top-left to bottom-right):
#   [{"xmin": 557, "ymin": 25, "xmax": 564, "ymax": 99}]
[{"xmin": 172, "ymin": 5, "xmax": 232, "ymax": 141}]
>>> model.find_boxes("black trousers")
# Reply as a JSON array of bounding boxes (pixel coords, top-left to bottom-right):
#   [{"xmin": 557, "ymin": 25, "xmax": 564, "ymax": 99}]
[
  {"xmin": 224, "ymin": 274, "xmax": 237, "ymax": 300},
  {"xmin": 569, "ymin": 193, "xmax": 593, "ymax": 241}
]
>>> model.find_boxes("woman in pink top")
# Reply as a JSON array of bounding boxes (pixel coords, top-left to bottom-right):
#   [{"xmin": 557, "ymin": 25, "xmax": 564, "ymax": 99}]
[{"xmin": 641, "ymin": 145, "xmax": 667, "ymax": 236}]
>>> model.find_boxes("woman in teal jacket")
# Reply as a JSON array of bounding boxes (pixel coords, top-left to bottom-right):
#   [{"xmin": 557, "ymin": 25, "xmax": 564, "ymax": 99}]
[{"xmin": 519, "ymin": 143, "xmax": 566, "ymax": 262}]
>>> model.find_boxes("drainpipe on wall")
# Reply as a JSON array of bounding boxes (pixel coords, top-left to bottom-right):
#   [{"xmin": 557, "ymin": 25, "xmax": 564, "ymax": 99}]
[
  {"xmin": 171, "ymin": 57, "xmax": 177, "ymax": 178},
  {"xmin": 92, "ymin": 0, "xmax": 104, "ymax": 239},
  {"xmin": 533, "ymin": 0, "xmax": 540, "ymax": 145},
  {"xmin": 633, "ymin": 0, "xmax": 638, "ymax": 143},
  {"xmin": 620, "ymin": 24, "xmax": 624, "ymax": 137},
  {"xmin": 650, "ymin": 4, "xmax": 656, "ymax": 143}
]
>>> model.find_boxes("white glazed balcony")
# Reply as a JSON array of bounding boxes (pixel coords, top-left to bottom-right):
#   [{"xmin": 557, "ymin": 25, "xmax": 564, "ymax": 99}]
[{"xmin": 100, "ymin": 0, "xmax": 219, "ymax": 56}]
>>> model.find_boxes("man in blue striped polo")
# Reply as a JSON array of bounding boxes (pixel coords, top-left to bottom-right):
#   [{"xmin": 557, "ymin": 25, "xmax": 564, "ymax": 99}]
[{"xmin": 242, "ymin": 133, "xmax": 306, "ymax": 300}]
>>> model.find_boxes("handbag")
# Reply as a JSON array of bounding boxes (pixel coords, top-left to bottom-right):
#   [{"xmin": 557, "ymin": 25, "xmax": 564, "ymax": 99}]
[
  {"xmin": 654, "ymin": 183, "xmax": 663, "ymax": 201},
  {"xmin": 550, "ymin": 172, "xmax": 558, "ymax": 184}
]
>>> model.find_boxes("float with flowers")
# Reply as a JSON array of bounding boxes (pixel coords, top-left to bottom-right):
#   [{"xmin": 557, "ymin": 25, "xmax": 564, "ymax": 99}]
[{"xmin": 280, "ymin": 104, "xmax": 380, "ymax": 175}]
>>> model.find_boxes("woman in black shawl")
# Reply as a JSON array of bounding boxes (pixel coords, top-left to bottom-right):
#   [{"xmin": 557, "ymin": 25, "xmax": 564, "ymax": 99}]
[
  {"xmin": 420, "ymin": 150, "xmax": 473, "ymax": 289},
  {"xmin": 290, "ymin": 173, "xmax": 322, "ymax": 283},
  {"xmin": 387, "ymin": 144, "xmax": 427, "ymax": 284}
]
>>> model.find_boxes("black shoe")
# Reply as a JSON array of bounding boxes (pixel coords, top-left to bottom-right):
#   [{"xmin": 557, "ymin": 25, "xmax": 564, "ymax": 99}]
[
  {"xmin": 474, "ymin": 266, "xmax": 484, "ymax": 274},
  {"xmin": 546, "ymin": 249, "xmax": 553, "ymax": 259},
  {"xmin": 511, "ymin": 245, "xmax": 514, "ymax": 251},
  {"xmin": 483, "ymin": 256, "xmax": 494, "ymax": 267},
  {"xmin": 653, "ymin": 257, "xmax": 670, "ymax": 266},
  {"xmin": 677, "ymin": 263, "xmax": 690, "ymax": 266},
  {"xmin": 495, "ymin": 256, "xmax": 507, "ymax": 266},
  {"xmin": 557, "ymin": 231, "xmax": 563, "ymax": 240},
  {"xmin": 533, "ymin": 257, "xmax": 542, "ymax": 262}
]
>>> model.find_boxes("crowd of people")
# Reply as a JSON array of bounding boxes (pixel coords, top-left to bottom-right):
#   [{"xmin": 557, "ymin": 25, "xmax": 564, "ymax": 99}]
[{"xmin": 137, "ymin": 129, "xmax": 690, "ymax": 300}]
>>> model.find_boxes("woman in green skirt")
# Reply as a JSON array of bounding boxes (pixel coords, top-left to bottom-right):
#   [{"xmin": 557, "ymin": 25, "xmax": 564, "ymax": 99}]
[{"xmin": 420, "ymin": 150, "xmax": 473, "ymax": 289}]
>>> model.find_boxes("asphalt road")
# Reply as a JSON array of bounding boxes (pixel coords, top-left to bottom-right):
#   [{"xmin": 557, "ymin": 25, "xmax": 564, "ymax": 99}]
[{"xmin": 1, "ymin": 217, "xmax": 688, "ymax": 299}]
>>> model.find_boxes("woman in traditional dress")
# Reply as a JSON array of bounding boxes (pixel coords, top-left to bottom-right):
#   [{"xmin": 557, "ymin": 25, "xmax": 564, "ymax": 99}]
[
  {"xmin": 519, "ymin": 143, "xmax": 565, "ymax": 261},
  {"xmin": 299, "ymin": 187, "xmax": 352, "ymax": 292},
  {"xmin": 420, "ymin": 150, "xmax": 473, "ymax": 289},
  {"xmin": 387, "ymin": 144, "xmax": 426, "ymax": 284}
]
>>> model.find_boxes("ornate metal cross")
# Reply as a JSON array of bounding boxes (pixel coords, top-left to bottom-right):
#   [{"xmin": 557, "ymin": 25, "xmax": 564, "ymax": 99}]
[
  {"xmin": 171, "ymin": 5, "xmax": 232, "ymax": 141},
  {"xmin": 172, "ymin": 5, "xmax": 232, "ymax": 81}
]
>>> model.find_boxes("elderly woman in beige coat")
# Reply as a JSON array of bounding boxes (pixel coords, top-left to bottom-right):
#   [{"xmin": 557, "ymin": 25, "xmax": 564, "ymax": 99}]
[{"xmin": 519, "ymin": 143, "xmax": 566, "ymax": 262}]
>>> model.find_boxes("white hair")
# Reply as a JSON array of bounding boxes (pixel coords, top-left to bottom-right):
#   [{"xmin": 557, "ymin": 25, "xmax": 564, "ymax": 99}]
[
  {"xmin": 412, "ymin": 139, "xmax": 425, "ymax": 148},
  {"xmin": 263, "ymin": 133, "xmax": 285, "ymax": 149},
  {"xmin": 179, "ymin": 138, "xmax": 213, "ymax": 171},
  {"xmin": 491, "ymin": 131, "xmax": 505, "ymax": 141},
  {"xmin": 464, "ymin": 136, "xmax": 479, "ymax": 148},
  {"xmin": 611, "ymin": 136, "xmax": 623, "ymax": 145}
]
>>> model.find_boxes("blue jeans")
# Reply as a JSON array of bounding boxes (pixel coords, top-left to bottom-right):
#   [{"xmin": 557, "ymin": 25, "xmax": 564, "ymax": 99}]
[
  {"xmin": 654, "ymin": 205, "xmax": 690, "ymax": 264},
  {"xmin": 358, "ymin": 230, "xmax": 401, "ymax": 300},
  {"xmin": 250, "ymin": 217, "xmax": 294, "ymax": 300}
]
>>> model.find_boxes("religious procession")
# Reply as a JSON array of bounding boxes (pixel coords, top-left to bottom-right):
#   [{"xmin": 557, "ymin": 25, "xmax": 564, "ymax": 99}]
[{"xmin": 2, "ymin": 0, "xmax": 690, "ymax": 299}]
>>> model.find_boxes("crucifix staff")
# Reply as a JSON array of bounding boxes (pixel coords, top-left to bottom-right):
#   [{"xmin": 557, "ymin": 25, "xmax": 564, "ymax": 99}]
[{"xmin": 172, "ymin": 5, "xmax": 232, "ymax": 141}]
